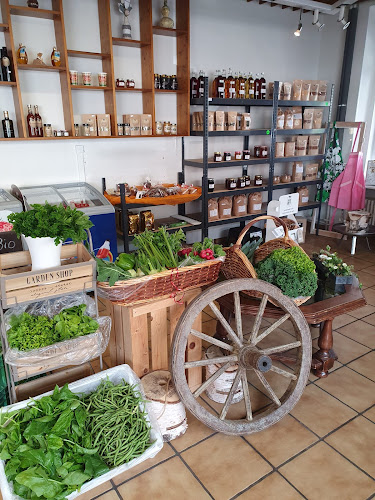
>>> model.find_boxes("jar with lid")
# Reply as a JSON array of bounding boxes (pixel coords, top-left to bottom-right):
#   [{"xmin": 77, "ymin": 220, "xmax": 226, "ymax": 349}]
[
  {"xmin": 161, "ymin": 75, "xmax": 169, "ymax": 90},
  {"xmin": 244, "ymin": 175, "xmax": 251, "ymax": 186},
  {"xmin": 225, "ymin": 178, "xmax": 237, "ymax": 190},
  {"xmin": 208, "ymin": 178, "xmax": 215, "ymax": 192},
  {"xmin": 224, "ymin": 151, "xmax": 232, "ymax": 161},
  {"xmin": 254, "ymin": 175, "xmax": 263, "ymax": 186},
  {"xmin": 63, "ymin": 130, "xmax": 69, "ymax": 137},
  {"xmin": 154, "ymin": 74, "xmax": 160, "ymax": 89},
  {"xmin": 273, "ymin": 175, "xmax": 281, "ymax": 184},
  {"xmin": 281, "ymin": 174, "xmax": 291, "ymax": 183},
  {"xmin": 163, "ymin": 121, "xmax": 171, "ymax": 135},
  {"xmin": 243, "ymin": 150, "xmax": 251, "ymax": 160},
  {"xmin": 214, "ymin": 152, "xmax": 222, "ymax": 162},
  {"xmin": 170, "ymin": 75, "xmax": 178, "ymax": 90},
  {"xmin": 235, "ymin": 151, "xmax": 242, "ymax": 160},
  {"xmin": 83, "ymin": 123, "xmax": 90, "ymax": 136},
  {"xmin": 237, "ymin": 176, "xmax": 246, "ymax": 188},
  {"xmin": 43, "ymin": 124, "xmax": 52, "ymax": 137},
  {"xmin": 155, "ymin": 121, "xmax": 163, "ymax": 135},
  {"xmin": 117, "ymin": 123, "xmax": 124, "ymax": 136},
  {"xmin": 54, "ymin": 130, "xmax": 62, "ymax": 137},
  {"xmin": 126, "ymin": 79, "xmax": 135, "ymax": 88},
  {"xmin": 254, "ymin": 146, "xmax": 262, "ymax": 158},
  {"xmin": 261, "ymin": 146, "xmax": 268, "ymax": 158},
  {"xmin": 171, "ymin": 123, "xmax": 177, "ymax": 135},
  {"xmin": 116, "ymin": 78, "xmax": 125, "ymax": 88},
  {"xmin": 124, "ymin": 122, "xmax": 131, "ymax": 136}
]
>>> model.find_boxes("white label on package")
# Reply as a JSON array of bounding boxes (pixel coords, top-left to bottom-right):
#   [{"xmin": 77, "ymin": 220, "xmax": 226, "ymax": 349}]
[
  {"xmin": 302, "ymin": 196, "xmax": 309, "ymax": 204},
  {"xmin": 272, "ymin": 226, "xmax": 285, "ymax": 238},
  {"xmin": 210, "ymin": 209, "xmax": 218, "ymax": 217},
  {"xmin": 296, "ymin": 165, "xmax": 303, "ymax": 173},
  {"xmin": 253, "ymin": 203, "xmax": 262, "ymax": 211},
  {"xmin": 279, "ymin": 193, "xmax": 299, "ymax": 216},
  {"xmin": 223, "ymin": 208, "xmax": 231, "ymax": 216},
  {"xmin": 238, "ymin": 205, "xmax": 246, "ymax": 213}
]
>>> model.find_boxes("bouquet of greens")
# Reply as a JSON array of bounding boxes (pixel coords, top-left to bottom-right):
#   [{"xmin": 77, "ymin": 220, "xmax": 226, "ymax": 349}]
[{"xmin": 313, "ymin": 246, "xmax": 353, "ymax": 277}]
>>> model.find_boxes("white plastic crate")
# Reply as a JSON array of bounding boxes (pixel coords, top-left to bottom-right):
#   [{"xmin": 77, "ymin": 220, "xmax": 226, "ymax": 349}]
[{"xmin": 0, "ymin": 364, "xmax": 164, "ymax": 500}]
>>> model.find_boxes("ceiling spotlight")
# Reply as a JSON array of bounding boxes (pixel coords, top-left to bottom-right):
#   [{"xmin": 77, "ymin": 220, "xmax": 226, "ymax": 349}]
[
  {"xmin": 312, "ymin": 9, "xmax": 325, "ymax": 31},
  {"xmin": 294, "ymin": 9, "xmax": 303, "ymax": 37},
  {"xmin": 338, "ymin": 5, "xmax": 350, "ymax": 30}
]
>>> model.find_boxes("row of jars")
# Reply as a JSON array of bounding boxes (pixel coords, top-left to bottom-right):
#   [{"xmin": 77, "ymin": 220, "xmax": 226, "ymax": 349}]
[
  {"xmin": 213, "ymin": 147, "xmax": 269, "ymax": 162},
  {"xmin": 154, "ymin": 74, "xmax": 178, "ymax": 90}
]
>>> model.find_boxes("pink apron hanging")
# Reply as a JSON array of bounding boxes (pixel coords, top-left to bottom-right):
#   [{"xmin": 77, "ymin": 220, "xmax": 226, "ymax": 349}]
[{"xmin": 328, "ymin": 126, "xmax": 365, "ymax": 230}]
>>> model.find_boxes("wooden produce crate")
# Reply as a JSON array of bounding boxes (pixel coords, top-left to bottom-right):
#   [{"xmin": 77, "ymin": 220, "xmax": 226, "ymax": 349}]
[
  {"xmin": 104, "ymin": 289, "xmax": 203, "ymax": 391},
  {"xmin": 0, "ymin": 243, "xmax": 95, "ymax": 307}
]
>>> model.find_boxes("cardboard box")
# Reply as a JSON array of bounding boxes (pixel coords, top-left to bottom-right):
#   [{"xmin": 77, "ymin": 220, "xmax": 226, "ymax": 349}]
[
  {"xmin": 97, "ymin": 114, "xmax": 111, "ymax": 137},
  {"xmin": 81, "ymin": 114, "xmax": 97, "ymax": 136}
]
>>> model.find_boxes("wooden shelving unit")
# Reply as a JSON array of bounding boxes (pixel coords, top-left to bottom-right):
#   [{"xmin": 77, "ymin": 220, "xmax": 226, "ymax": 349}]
[{"xmin": 0, "ymin": 0, "xmax": 190, "ymax": 140}]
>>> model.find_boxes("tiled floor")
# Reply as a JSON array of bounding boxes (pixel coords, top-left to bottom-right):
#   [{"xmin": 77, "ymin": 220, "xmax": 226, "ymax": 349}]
[
  {"xmin": 79, "ymin": 233, "xmax": 375, "ymax": 499},
  {"xmin": 7, "ymin": 233, "xmax": 375, "ymax": 500}
]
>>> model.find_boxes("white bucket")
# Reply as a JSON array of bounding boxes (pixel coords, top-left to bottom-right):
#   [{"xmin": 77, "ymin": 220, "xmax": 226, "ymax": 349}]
[{"xmin": 24, "ymin": 236, "xmax": 62, "ymax": 271}]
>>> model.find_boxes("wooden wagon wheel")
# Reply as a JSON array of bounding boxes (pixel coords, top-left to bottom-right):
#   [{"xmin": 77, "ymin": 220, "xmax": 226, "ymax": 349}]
[{"xmin": 171, "ymin": 278, "xmax": 312, "ymax": 435}]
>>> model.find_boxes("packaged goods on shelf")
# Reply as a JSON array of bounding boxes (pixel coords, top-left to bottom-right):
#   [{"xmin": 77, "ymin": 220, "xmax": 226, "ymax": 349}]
[
  {"xmin": 226, "ymin": 111, "xmax": 237, "ymax": 131},
  {"xmin": 305, "ymin": 163, "xmax": 319, "ymax": 180},
  {"xmin": 275, "ymin": 142, "xmax": 285, "ymax": 157},
  {"xmin": 277, "ymin": 109, "xmax": 285, "ymax": 129},
  {"xmin": 313, "ymin": 109, "xmax": 323, "ymax": 128},
  {"xmin": 283, "ymin": 82, "xmax": 292, "ymax": 100},
  {"xmin": 296, "ymin": 136, "xmax": 308, "ymax": 156},
  {"xmin": 292, "ymin": 107, "xmax": 302, "ymax": 128},
  {"xmin": 82, "ymin": 114, "xmax": 97, "ymax": 136},
  {"xmin": 248, "ymin": 192, "xmax": 263, "ymax": 214},
  {"xmin": 318, "ymin": 81, "xmax": 328, "ymax": 101},
  {"xmin": 285, "ymin": 141, "xmax": 296, "ymax": 157},
  {"xmin": 297, "ymin": 186, "xmax": 309, "ymax": 204},
  {"xmin": 141, "ymin": 114, "xmax": 152, "ymax": 136},
  {"xmin": 241, "ymin": 112, "xmax": 251, "ymax": 130},
  {"xmin": 292, "ymin": 80, "xmax": 302, "ymax": 100},
  {"xmin": 232, "ymin": 195, "xmax": 247, "ymax": 216},
  {"xmin": 208, "ymin": 198, "xmax": 219, "ymax": 221},
  {"xmin": 308, "ymin": 136, "xmax": 320, "ymax": 155},
  {"xmin": 218, "ymin": 196, "xmax": 233, "ymax": 219},
  {"xmin": 310, "ymin": 82, "xmax": 319, "ymax": 101},
  {"xmin": 284, "ymin": 108, "xmax": 294, "ymax": 129},
  {"xmin": 303, "ymin": 108, "xmax": 314, "ymax": 129},
  {"xmin": 97, "ymin": 114, "xmax": 111, "ymax": 137},
  {"xmin": 292, "ymin": 161, "xmax": 304, "ymax": 182},
  {"xmin": 215, "ymin": 111, "xmax": 225, "ymax": 131},
  {"xmin": 301, "ymin": 82, "xmax": 311, "ymax": 101},
  {"xmin": 208, "ymin": 111, "xmax": 214, "ymax": 131},
  {"xmin": 128, "ymin": 213, "xmax": 140, "ymax": 235}
]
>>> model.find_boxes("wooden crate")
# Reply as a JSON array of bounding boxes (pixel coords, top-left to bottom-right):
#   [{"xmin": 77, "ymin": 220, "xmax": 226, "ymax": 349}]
[
  {"xmin": 0, "ymin": 243, "xmax": 95, "ymax": 307},
  {"xmin": 104, "ymin": 289, "xmax": 203, "ymax": 391}
]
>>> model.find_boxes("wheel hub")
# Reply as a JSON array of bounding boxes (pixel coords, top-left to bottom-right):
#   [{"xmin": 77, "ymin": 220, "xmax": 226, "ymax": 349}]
[{"xmin": 239, "ymin": 345, "xmax": 272, "ymax": 372}]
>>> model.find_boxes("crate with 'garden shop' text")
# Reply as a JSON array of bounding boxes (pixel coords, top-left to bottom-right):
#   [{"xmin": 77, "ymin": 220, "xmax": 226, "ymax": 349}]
[{"xmin": 0, "ymin": 243, "xmax": 95, "ymax": 308}]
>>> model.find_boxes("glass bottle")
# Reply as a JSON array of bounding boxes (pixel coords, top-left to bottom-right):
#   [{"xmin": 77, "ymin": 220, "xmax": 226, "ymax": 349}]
[
  {"xmin": 211, "ymin": 69, "xmax": 219, "ymax": 98},
  {"xmin": 51, "ymin": 46, "xmax": 61, "ymax": 67},
  {"xmin": 249, "ymin": 73, "xmax": 255, "ymax": 99},
  {"xmin": 34, "ymin": 105, "xmax": 43, "ymax": 137},
  {"xmin": 224, "ymin": 68, "xmax": 232, "ymax": 98},
  {"xmin": 190, "ymin": 71, "xmax": 198, "ymax": 99},
  {"xmin": 198, "ymin": 70, "xmax": 205, "ymax": 98},
  {"xmin": 254, "ymin": 73, "xmax": 261, "ymax": 99},
  {"xmin": 260, "ymin": 72, "xmax": 266, "ymax": 99},
  {"xmin": 245, "ymin": 72, "xmax": 250, "ymax": 99},
  {"xmin": 2, "ymin": 111, "xmax": 14, "ymax": 138},
  {"xmin": 238, "ymin": 71, "xmax": 246, "ymax": 99},
  {"xmin": 17, "ymin": 43, "xmax": 28, "ymax": 65},
  {"xmin": 26, "ymin": 104, "xmax": 36, "ymax": 137},
  {"xmin": 217, "ymin": 69, "xmax": 226, "ymax": 99},
  {"xmin": 1, "ymin": 47, "xmax": 12, "ymax": 82},
  {"xmin": 233, "ymin": 71, "xmax": 239, "ymax": 99}
]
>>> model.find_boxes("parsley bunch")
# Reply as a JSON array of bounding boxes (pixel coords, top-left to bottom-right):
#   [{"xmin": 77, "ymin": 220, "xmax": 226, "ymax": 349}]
[{"xmin": 8, "ymin": 203, "xmax": 93, "ymax": 245}]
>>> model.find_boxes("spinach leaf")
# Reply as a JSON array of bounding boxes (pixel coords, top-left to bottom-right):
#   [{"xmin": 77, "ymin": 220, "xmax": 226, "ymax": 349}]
[
  {"xmin": 15, "ymin": 468, "xmax": 62, "ymax": 498},
  {"xmin": 62, "ymin": 470, "xmax": 91, "ymax": 486}
]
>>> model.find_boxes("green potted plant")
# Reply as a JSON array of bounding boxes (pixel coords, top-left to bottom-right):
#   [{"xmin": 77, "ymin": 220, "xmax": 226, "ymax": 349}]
[
  {"xmin": 8, "ymin": 203, "xmax": 93, "ymax": 271},
  {"xmin": 313, "ymin": 246, "xmax": 353, "ymax": 293}
]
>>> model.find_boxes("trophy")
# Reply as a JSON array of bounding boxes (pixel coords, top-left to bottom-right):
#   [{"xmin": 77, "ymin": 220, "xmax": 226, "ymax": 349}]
[
  {"xmin": 159, "ymin": 0, "xmax": 174, "ymax": 29},
  {"xmin": 118, "ymin": 0, "xmax": 133, "ymax": 39}
]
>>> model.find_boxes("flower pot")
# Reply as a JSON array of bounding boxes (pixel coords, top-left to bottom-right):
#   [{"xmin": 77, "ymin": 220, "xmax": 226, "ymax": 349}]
[
  {"xmin": 327, "ymin": 273, "xmax": 353, "ymax": 294},
  {"xmin": 24, "ymin": 236, "xmax": 62, "ymax": 271}
]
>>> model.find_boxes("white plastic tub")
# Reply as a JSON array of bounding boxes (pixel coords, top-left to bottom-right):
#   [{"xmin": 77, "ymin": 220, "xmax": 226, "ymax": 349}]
[{"xmin": 0, "ymin": 365, "xmax": 164, "ymax": 500}]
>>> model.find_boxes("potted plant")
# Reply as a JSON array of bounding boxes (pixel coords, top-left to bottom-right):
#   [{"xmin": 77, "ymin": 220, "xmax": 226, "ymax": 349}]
[
  {"xmin": 313, "ymin": 246, "xmax": 353, "ymax": 293},
  {"xmin": 8, "ymin": 203, "xmax": 93, "ymax": 271}
]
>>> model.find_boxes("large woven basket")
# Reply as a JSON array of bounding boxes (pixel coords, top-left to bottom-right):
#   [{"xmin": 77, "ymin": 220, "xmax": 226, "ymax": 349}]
[
  {"xmin": 97, "ymin": 258, "xmax": 224, "ymax": 306},
  {"xmin": 221, "ymin": 215, "xmax": 310, "ymax": 306}
]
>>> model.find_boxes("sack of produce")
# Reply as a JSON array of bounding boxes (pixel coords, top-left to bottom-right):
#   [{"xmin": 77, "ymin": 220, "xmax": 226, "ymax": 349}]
[
  {"xmin": 0, "ymin": 364, "xmax": 163, "ymax": 500},
  {"xmin": 4, "ymin": 293, "xmax": 111, "ymax": 369}
]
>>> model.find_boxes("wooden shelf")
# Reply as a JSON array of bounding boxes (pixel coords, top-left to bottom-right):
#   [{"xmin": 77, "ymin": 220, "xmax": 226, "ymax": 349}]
[
  {"xmin": 9, "ymin": 5, "xmax": 61, "ymax": 19},
  {"xmin": 70, "ymin": 85, "xmax": 113, "ymax": 91},
  {"xmin": 17, "ymin": 64, "xmax": 66, "ymax": 72},
  {"xmin": 0, "ymin": 81, "xmax": 17, "ymax": 87},
  {"xmin": 112, "ymin": 37, "xmax": 149, "ymax": 47},
  {"xmin": 155, "ymin": 89, "xmax": 185, "ymax": 94},
  {"xmin": 152, "ymin": 26, "xmax": 187, "ymax": 37},
  {"xmin": 67, "ymin": 50, "xmax": 111, "ymax": 59},
  {"xmin": 115, "ymin": 87, "xmax": 152, "ymax": 92},
  {"xmin": 0, "ymin": 134, "xmax": 186, "ymax": 142},
  {"xmin": 0, "ymin": 23, "xmax": 9, "ymax": 32}
]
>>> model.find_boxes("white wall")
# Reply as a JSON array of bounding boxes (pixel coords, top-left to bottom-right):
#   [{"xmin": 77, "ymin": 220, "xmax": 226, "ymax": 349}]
[{"xmin": 0, "ymin": 0, "xmax": 346, "ymax": 236}]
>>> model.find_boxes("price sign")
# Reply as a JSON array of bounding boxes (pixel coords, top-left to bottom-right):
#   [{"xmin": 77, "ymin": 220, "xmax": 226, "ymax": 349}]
[
  {"xmin": 279, "ymin": 193, "xmax": 299, "ymax": 216},
  {"xmin": 0, "ymin": 231, "xmax": 23, "ymax": 254}
]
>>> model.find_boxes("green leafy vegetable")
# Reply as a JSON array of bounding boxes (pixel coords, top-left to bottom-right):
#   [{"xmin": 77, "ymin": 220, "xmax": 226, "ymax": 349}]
[
  {"xmin": 8, "ymin": 202, "xmax": 93, "ymax": 245},
  {"xmin": 256, "ymin": 246, "xmax": 318, "ymax": 298},
  {"xmin": 7, "ymin": 304, "xmax": 98, "ymax": 351},
  {"xmin": 241, "ymin": 238, "xmax": 263, "ymax": 263},
  {"xmin": 115, "ymin": 253, "xmax": 135, "ymax": 271},
  {"xmin": 96, "ymin": 258, "xmax": 135, "ymax": 286}
]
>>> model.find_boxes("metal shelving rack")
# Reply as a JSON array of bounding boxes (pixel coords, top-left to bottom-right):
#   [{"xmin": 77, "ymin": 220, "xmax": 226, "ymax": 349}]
[{"xmin": 182, "ymin": 79, "xmax": 334, "ymax": 238}]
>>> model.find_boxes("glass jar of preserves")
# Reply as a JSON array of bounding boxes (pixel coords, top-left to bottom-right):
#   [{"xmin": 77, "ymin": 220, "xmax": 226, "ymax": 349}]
[
  {"xmin": 261, "ymin": 146, "xmax": 268, "ymax": 158},
  {"xmin": 74, "ymin": 123, "xmax": 79, "ymax": 137},
  {"xmin": 171, "ymin": 123, "xmax": 177, "ymax": 135},
  {"xmin": 273, "ymin": 175, "xmax": 281, "ymax": 184},
  {"xmin": 117, "ymin": 123, "xmax": 124, "ymax": 136},
  {"xmin": 244, "ymin": 175, "xmax": 251, "ymax": 186},
  {"xmin": 243, "ymin": 150, "xmax": 251, "ymax": 160},
  {"xmin": 161, "ymin": 75, "xmax": 169, "ymax": 90},
  {"xmin": 124, "ymin": 122, "xmax": 131, "ymax": 136},
  {"xmin": 126, "ymin": 79, "xmax": 135, "ymax": 88},
  {"xmin": 116, "ymin": 78, "xmax": 125, "ymax": 88},
  {"xmin": 254, "ymin": 146, "xmax": 262, "ymax": 158},
  {"xmin": 43, "ymin": 123, "xmax": 52, "ymax": 137},
  {"xmin": 208, "ymin": 178, "xmax": 215, "ymax": 192},
  {"xmin": 214, "ymin": 152, "xmax": 222, "ymax": 162},
  {"xmin": 163, "ymin": 121, "xmax": 171, "ymax": 135},
  {"xmin": 154, "ymin": 74, "xmax": 160, "ymax": 89},
  {"xmin": 83, "ymin": 123, "xmax": 90, "ymax": 136},
  {"xmin": 237, "ymin": 176, "xmax": 246, "ymax": 188},
  {"xmin": 155, "ymin": 121, "xmax": 163, "ymax": 135},
  {"xmin": 254, "ymin": 175, "xmax": 263, "ymax": 186},
  {"xmin": 224, "ymin": 151, "xmax": 232, "ymax": 161},
  {"xmin": 225, "ymin": 178, "xmax": 237, "ymax": 190},
  {"xmin": 235, "ymin": 151, "xmax": 242, "ymax": 160},
  {"xmin": 171, "ymin": 75, "xmax": 178, "ymax": 90}
]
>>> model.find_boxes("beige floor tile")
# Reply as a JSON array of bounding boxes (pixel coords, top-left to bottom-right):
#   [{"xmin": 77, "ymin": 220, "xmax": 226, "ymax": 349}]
[
  {"xmin": 117, "ymin": 456, "xmax": 210, "ymax": 499},
  {"xmin": 310, "ymin": 325, "xmax": 320, "ymax": 339},
  {"xmin": 77, "ymin": 482, "xmax": 113, "ymax": 500},
  {"xmin": 332, "ymin": 313, "xmax": 356, "ymax": 330},
  {"xmin": 349, "ymin": 303, "xmax": 375, "ymax": 319},
  {"xmin": 291, "ymin": 384, "xmax": 356, "ymax": 436},
  {"xmin": 364, "ymin": 406, "xmax": 375, "ymax": 423},
  {"xmin": 245, "ymin": 414, "xmax": 317, "ymax": 466},
  {"xmin": 112, "ymin": 443, "xmax": 175, "ymax": 485},
  {"xmin": 237, "ymin": 472, "xmax": 303, "ymax": 499},
  {"xmin": 312, "ymin": 331, "xmax": 370, "ymax": 364},
  {"xmin": 96, "ymin": 491, "xmax": 119, "ymax": 500},
  {"xmin": 348, "ymin": 351, "xmax": 375, "ymax": 382},
  {"xmin": 315, "ymin": 367, "xmax": 375, "ymax": 412},
  {"xmin": 356, "ymin": 269, "xmax": 375, "ymax": 288},
  {"xmin": 362, "ymin": 313, "xmax": 375, "ymax": 326},
  {"xmin": 173, "ymin": 409, "xmax": 216, "ymax": 452},
  {"xmin": 182, "ymin": 434, "xmax": 271, "ymax": 500},
  {"xmin": 326, "ymin": 416, "xmax": 375, "ymax": 477},
  {"xmin": 280, "ymin": 442, "xmax": 375, "ymax": 500},
  {"xmin": 337, "ymin": 320, "xmax": 375, "ymax": 349},
  {"xmin": 361, "ymin": 264, "xmax": 375, "ymax": 276}
]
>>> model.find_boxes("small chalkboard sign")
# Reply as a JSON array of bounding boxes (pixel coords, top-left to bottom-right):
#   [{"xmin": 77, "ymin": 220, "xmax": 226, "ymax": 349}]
[{"xmin": 0, "ymin": 231, "xmax": 23, "ymax": 254}]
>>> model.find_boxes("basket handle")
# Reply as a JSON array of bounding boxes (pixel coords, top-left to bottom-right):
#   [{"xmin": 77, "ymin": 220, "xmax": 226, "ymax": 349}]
[{"xmin": 234, "ymin": 215, "xmax": 290, "ymax": 248}]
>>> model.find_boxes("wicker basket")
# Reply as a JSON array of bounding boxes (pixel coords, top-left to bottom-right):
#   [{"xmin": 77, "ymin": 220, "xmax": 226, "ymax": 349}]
[
  {"xmin": 97, "ymin": 258, "xmax": 224, "ymax": 306},
  {"xmin": 221, "ymin": 215, "xmax": 310, "ymax": 306}
]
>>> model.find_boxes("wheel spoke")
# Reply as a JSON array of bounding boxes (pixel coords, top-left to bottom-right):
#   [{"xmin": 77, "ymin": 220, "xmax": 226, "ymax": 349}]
[
  {"xmin": 241, "ymin": 369, "xmax": 252, "ymax": 421},
  {"xmin": 208, "ymin": 302, "xmax": 242, "ymax": 348},
  {"xmin": 254, "ymin": 370, "xmax": 281, "ymax": 407},
  {"xmin": 219, "ymin": 369, "xmax": 242, "ymax": 420},
  {"xmin": 249, "ymin": 294, "xmax": 268, "ymax": 345},
  {"xmin": 254, "ymin": 314, "xmax": 290, "ymax": 345},
  {"xmin": 184, "ymin": 355, "xmax": 238, "ymax": 369},
  {"xmin": 190, "ymin": 329, "xmax": 234, "ymax": 352},
  {"xmin": 270, "ymin": 365, "xmax": 297, "ymax": 380},
  {"xmin": 260, "ymin": 341, "xmax": 301, "ymax": 356},
  {"xmin": 233, "ymin": 291, "xmax": 243, "ymax": 342},
  {"xmin": 193, "ymin": 361, "xmax": 232, "ymax": 398}
]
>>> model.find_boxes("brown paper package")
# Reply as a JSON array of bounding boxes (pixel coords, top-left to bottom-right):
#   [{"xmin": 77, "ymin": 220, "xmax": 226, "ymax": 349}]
[
  {"xmin": 248, "ymin": 192, "xmax": 263, "ymax": 214},
  {"xmin": 208, "ymin": 198, "xmax": 219, "ymax": 222},
  {"xmin": 97, "ymin": 114, "xmax": 111, "ymax": 137},
  {"xmin": 82, "ymin": 114, "xmax": 97, "ymax": 136},
  {"xmin": 141, "ymin": 114, "xmax": 152, "ymax": 136},
  {"xmin": 292, "ymin": 161, "xmax": 304, "ymax": 182},
  {"xmin": 218, "ymin": 197, "xmax": 233, "ymax": 219},
  {"xmin": 232, "ymin": 195, "xmax": 248, "ymax": 217},
  {"xmin": 215, "ymin": 111, "xmax": 225, "ymax": 131}
]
